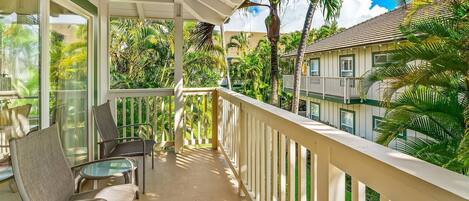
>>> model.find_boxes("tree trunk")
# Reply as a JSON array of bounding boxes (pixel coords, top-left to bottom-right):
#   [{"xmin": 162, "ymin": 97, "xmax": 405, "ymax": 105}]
[
  {"xmin": 220, "ymin": 24, "xmax": 232, "ymax": 90},
  {"xmin": 267, "ymin": 4, "xmax": 281, "ymax": 106},
  {"xmin": 291, "ymin": 2, "xmax": 317, "ymax": 114},
  {"xmin": 270, "ymin": 40, "xmax": 279, "ymax": 106}
]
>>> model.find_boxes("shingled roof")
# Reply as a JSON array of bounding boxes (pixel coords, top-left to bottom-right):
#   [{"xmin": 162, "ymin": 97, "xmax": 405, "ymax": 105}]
[{"xmin": 284, "ymin": 5, "xmax": 445, "ymax": 57}]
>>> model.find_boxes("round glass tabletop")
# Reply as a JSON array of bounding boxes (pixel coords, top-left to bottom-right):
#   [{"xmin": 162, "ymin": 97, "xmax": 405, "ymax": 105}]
[
  {"xmin": 0, "ymin": 166, "xmax": 13, "ymax": 182},
  {"xmin": 80, "ymin": 159, "xmax": 133, "ymax": 179}
]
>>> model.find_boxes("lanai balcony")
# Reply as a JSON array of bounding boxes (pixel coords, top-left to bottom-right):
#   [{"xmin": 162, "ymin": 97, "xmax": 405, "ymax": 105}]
[
  {"xmin": 283, "ymin": 75, "xmax": 363, "ymax": 104},
  {"xmin": 0, "ymin": 0, "xmax": 469, "ymax": 201}
]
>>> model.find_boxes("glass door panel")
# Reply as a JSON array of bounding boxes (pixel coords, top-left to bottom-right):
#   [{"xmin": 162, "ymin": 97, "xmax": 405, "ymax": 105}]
[
  {"xmin": 0, "ymin": 0, "xmax": 40, "ymax": 160},
  {"xmin": 49, "ymin": 1, "xmax": 89, "ymax": 165}
]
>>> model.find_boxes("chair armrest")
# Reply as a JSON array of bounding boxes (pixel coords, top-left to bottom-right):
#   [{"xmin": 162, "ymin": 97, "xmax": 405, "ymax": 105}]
[
  {"xmin": 118, "ymin": 123, "xmax": 155, "ymax": 138},
  {"xmin": 97, "ymin": 137, "xmax": 143, "ymax": 145}
]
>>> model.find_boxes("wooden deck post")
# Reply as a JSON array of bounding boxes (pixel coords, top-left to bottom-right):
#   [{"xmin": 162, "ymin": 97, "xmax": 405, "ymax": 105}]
[
  {"xmin": 174, "ymin": 1, "xmax": 184, "ymax": 153},
  {"xmin": 211, "ymin": 89, "xmax": 219, "ymax": 150}
]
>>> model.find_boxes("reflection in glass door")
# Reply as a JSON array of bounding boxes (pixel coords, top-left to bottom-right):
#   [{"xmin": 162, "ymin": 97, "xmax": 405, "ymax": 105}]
[
  {"xmin": 0, "ymin": 0, "xmax": 40, "ymax": 161},
  {"xmin": 49, "ymin": 1, "xmax": 90, "ymax": 165}
]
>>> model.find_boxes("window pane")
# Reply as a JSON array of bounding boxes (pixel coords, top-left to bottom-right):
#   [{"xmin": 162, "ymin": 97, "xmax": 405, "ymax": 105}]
[
  {"xmin": 310, "ymin": 102, "xmax": 319, "ymax": 121},
  {"xmin": 340, "ymin": 56, "xmax": 353, "ymax": 77},
  {"xmin": 309, "ymin": 59, "xmax": 319, "ymax": 76},
  {"xmin": 342, "ymin": 112, "xmax": 353, "ymax": 126},
  {"xmin": 0, "ymin": 0, "xmax": 40, "ymax": 160},
  {"xmin": 49, "ymin": 1, "xmax": 89, "ymax": 165},
  {"xmin": 374, "ymin": 54, "xmax": 388, "ymax": 65}
]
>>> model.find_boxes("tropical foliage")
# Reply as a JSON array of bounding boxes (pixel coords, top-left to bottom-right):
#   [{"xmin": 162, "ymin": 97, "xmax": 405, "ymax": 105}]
[
  {"xmin": 109, "ymin": 19, "xmax": 224, "ymax": 89},
  {"xmin": 364, "ymin": 0, "xmax": 469, "ymax": 175}
]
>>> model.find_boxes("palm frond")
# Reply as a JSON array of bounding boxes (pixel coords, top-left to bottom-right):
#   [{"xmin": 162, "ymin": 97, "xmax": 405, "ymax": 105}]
[{"xmin": 189, "ymin": 22, "xmax": 216, "ymax": 51}]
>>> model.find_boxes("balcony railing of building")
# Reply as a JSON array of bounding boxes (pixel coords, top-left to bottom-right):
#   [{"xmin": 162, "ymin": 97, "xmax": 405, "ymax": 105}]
[
  {"xmin": 215, "ymin": 87, "xmax": 469, "ymax": 201},
  {"xmin": 283, "ymin": 75, "xmax": 363, "ymax": 104}
]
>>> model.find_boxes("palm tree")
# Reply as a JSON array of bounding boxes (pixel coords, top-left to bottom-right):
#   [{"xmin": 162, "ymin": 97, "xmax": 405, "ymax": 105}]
[
  {"xmin": 227, "ymin": 32, "xmax": 251, "ymax": 57},
  {"xmin": 363, "ymin": 0, "xmax": 469, "ymax": 174},
  {"xmin": 291, "ymin": 0, "xmax": 341, "ymax": 114},
  {"xmin": 191, "ymin": 0, "xmax": 288, "ymax": 106}
]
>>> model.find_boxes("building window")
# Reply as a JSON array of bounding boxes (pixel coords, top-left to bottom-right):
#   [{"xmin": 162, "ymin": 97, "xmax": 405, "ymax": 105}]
[
  {"xmin": 340, "ymin": 109, "xmax": 355, "ymax": 134},
  {"xmin": 308, "ymin": 58, "xmax": 320, "ymax": 76},
  {"xmin": 372, "ymin": 116, "xmax": 407, "ymax": 139},
  {"xmin": 310, "ymin": 102, "xmax": 320, "ymax": 121},
  {"xmin": 372, "ymin": 52, "xmax": 396, "ymax": 67},
  {"xmin": 339, "ymin": 55, "xmax": 354, "ymax": 77}
]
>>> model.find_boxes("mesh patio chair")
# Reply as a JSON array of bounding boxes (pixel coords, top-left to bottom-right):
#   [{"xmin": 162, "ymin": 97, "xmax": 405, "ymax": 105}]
[
  {"xmin": 92, "ymin": 101, "xmax": 156, "ymax": 193},
  {"xmin": 9, "ymin": 124, "xmax": 138, "ymax": 201}
]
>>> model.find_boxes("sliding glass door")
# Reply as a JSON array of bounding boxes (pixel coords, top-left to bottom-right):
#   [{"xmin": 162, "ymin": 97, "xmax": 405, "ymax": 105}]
[{"xmin": 49, "ymin": 0, "xmax": 92, "ymax": 165}]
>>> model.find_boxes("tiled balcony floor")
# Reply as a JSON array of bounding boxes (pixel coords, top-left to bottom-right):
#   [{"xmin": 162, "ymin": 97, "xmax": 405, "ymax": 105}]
[
  {"xmin": 137, "ymin": 147, "xmax": 244, "ymax": 201},
  {"xmin": 0, "ymin": 148, "xmax": 244, "ymax": 201}
]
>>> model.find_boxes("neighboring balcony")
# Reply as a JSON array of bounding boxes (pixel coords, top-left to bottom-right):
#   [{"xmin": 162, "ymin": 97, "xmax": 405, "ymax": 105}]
[{"xmin": 283, "ymin": 75, "xmax": 363, "ymax": 104}]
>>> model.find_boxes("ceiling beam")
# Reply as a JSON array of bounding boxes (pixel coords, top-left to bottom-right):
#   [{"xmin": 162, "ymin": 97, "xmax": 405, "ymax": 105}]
[
  {"xmin": 136, "ymin": 3, "xmax": 145, "ymax": 20},
  {"xmin": 183, "ymin": 0, "xmax": 225, "ymax": 25},
  {"xmin": 198, "ymin": 0, "xmax": 233, "ymax": 17}
]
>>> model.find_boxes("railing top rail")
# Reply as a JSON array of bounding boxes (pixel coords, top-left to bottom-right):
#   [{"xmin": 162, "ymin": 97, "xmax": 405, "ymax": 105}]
[
  {"xmin": 108, "ymin": 88, "xmax": 174, "ymax": 98},
  {"xmin": 283, "ymin": 75, "xmax": 363, "ymax": 79},
  {"xmin": 217, "ymin": 87, "xmax": 469, "ymax": 201},
  {"xmin": 107, "ymin": 87, "xmax": 216, "ymax": 99}
]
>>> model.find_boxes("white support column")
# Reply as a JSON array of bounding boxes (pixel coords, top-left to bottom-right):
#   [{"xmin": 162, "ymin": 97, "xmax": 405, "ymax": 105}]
[
  {"xmin": 174, "ymin": 2, "xmax": 184, "ymax": 153},
  {"xmin": 40, "ymin": 0, "xmax": 50, "ymax": 128},
  {"xmin": 98, "ymin": 0, "xmax": 110, "ymax": 105}
]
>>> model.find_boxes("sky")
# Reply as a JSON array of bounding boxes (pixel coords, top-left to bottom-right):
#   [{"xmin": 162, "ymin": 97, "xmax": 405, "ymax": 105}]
[{"xmin": 224, "ymin": 0, "xmax": 398, "ymax": 33}]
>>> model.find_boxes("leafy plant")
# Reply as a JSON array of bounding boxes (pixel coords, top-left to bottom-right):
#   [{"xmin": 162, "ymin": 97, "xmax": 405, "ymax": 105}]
[{"xmin": 363, "ymin": 0, "xmax": 469, "ymax": 175}]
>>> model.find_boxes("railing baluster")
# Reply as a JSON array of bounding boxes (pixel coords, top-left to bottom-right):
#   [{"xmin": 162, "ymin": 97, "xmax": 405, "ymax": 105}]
[
  {"xmin": 122, "ymin": 98, "xmax": 126, "ymax": 137},
  {"xmin": 239, "ymin": 105, "xmax": 247, "ymax": 189},
  {"xmin": 352, "ymin": 177, "xmax": 366, "ymax": 201},
  {"xmin": 138, "ymin": 97, "xmax": 142, "ymax": 126},
  {"xmin": 247, "ymin": 113, "xmax": 252, "ymax": 191},
  {"xmin": 266, "ymin": 125, "xmax": 272, "ymax": 201},
  {"xmin": 161, "ymin": 97, "xmax": 165, "ymax": 142},
  {"xmin": 145, "ymin": 97, "xmax": 150, "ymax": 125},
  {"xmin": 299, "ymin": 145, "xmax": 307, "ymax": 201},
  {"xmin": 260, "ymin": 122, "xmax": 266, "ymax": 201},
  {"xmin": 272, "ymin": 130, "xmax": 279, "ymax": 201},
  {"xmin": 280, "ymin": 134, "xmax": 287, "ymax": 201},
  {"xmin": 130, "ymin": 98, "xmax": 135, "ymax": 137},
  {"xmin": 190, "ymin": 97, "xmax": 194, "ymax": 145},
  {"xmin": 153, "ymin": 97, "xmax": 158, "ymax": 143},
  {"xmin": 197, "ymin": 97, "xmax": 202, "ymax": 145},
  {"xmin": 204, "ymin": 95, "xmax": 208, "ymax": 144},
  {"xmin": 255, "ymin": 119, "xmax": 261, "ymax": 200},
  {"xmin": 311, "ymin": 151, "xmax": 317, "ymax": 201},
  {"xmin": 289, "ymin": 139, "xmax": 296, "ymax": 201}
]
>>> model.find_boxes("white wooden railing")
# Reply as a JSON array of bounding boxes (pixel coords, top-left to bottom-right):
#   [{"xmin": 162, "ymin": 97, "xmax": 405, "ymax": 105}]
[
  {"xmin": 283, "ymin": 75, "xmax": 363, "ymax": 103},
  {"xmin": 107, "ymin": 88, "xmax": 215, "ymax": 146},
  {"xmin": 215, "ymin": 87, "xmax": 469, "ymax": 201}
]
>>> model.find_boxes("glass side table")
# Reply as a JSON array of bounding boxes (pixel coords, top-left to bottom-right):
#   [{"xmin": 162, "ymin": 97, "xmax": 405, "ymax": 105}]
[
  {"xmin": 0, "ymin": 165, "xmax": 13, "ymax": 183},
  {"xmin": 76, "ymin": 158, "xmax": 137, "ymax": 193}
]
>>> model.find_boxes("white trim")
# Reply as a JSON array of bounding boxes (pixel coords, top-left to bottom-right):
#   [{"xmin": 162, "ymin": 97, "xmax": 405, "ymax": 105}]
[{"xmin": 40, "ymin": 0, "xmax": 50, "ymax": 129}]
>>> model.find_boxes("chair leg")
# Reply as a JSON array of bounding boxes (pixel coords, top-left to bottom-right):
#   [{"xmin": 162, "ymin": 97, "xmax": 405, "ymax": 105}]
[
  {"xmin": 151, "ymin": 148, "xmax": 154, "ymax": 169},
  {"xmin": 142, "ymin": 155, "xmax": 146, "ymax": 194}
]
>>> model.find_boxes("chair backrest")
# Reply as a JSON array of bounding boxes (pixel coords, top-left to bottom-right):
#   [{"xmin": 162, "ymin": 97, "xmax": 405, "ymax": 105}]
[
  {"xmin": 10, "ymin": 124, "xmax": 75, "ymax": 201},
  {"xmin": 92, "ymin": 101, "xmax": 119, "ymax": 157},
  {"xmin": 0, "ymin": 104, "xmax": 32, "ymax": 138}
]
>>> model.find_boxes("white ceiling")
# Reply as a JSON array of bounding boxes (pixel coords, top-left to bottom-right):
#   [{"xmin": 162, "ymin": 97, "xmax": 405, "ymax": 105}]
[{"xmin": 109, "ymin": 0, "xmax": 244, "ymax": 25}]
